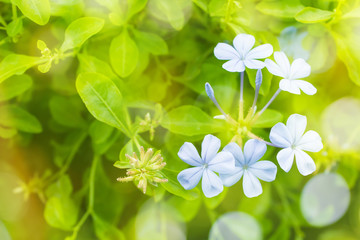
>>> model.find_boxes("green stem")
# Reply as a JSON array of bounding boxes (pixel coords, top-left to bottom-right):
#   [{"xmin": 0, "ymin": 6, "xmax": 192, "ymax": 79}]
[
  {"xmin": 239, "ymin": 71, "xmax": 244, "ymax": 121},
  {"xmin": 12, "ymin": 4, "xmax": 17, "ymax": 20}
]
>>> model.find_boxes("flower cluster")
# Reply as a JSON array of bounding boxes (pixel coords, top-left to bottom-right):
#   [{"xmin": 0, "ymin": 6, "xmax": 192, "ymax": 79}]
[{"xmin": 177, "ymin": 33, "xmax": 323, "ymax": 198}]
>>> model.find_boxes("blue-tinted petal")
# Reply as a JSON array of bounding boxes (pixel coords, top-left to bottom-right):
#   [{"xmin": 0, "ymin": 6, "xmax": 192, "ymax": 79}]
[
  {"xmin": 201, "ymin": 134, "xmax": 221, "ymax": 163},
  {"xmin": 178, "ymin": 142, "xmax": 203, "ymax": 167},
  {"xmin": 294, "ymin": 150, "xmax": 316, "ymax": 176},
  {"xmin": 243, "ymin": 171, "xmax": 262, "ymax": 198},
  {"xmin": 270, "ymin": 122, "xmax": 292, "ymax": 148},
  {"xmin": 277, "ymin": 147, "xmax": 295, "ymax": 172},
  {"xmin": 249, "ymin": 160, "xmax": 277, "ymax": 182},
  {"xmin": 223, "ymin": 142, "xmax": 245, "ymax": 166},
  {"xmin": 177, "ymin": 167, "xmax": 203, "ymax": 190},
  {"xmin": 220, "ymin": 167, "xmax": 243, "ymax": 187},
  {"xmin": 201, "ymin": 169, "xmax": 224, "ymax": 198},
  {"xmin": 244, "ymin": 139, "xmax": 267, "ymax": 165},
  {"xmin": 208, "ymin": 151, "xmax": 235, "ymax": 174}
]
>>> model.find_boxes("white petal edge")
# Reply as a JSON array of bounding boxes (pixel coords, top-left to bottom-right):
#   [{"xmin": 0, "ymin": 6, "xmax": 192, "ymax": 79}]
[
  {"xmin": 294, "ymin": 80, "xmax": 317, "ymax": 95},
  {"xmin": 265, "ymin": 59, "xmax": 285, "ymax": 78},
  {"xmin": 214, "ymin": 43, "xmax": 239, "ymax": 60},
  {"xmin": 277, "ymin": 147, "xmax": 295, "ymax": 172},
  {"xmin": 202, "ymin": 169, "xmax": 224, "ymax": 198},
  {"xmin": 297, "ymin": 130, "xmax": 323, "ymax": 152},
  {"xmin": 201, "ymin": 134, "xmax": 221, "ymax": 164},
  {"xmin": 270, "ymin": 122, "xmax": 292, "ymax": 148},
  {"xmin": 223, "ymin": 142, "xmax": 246, "ymax": 166},
  {"xmin": 279, "ymin": 79, "xmax": 301, "ymax": 95},
  {"xmin": 244, "ymin": 139, "xmax": 267, "ymax": 165},
  {"xmin": 243, "ymin": 171, "xmax": 262, "ymax": 198},
  {"xmin": 178, "ymin": 142, "xmax": 203, "ymax": 167},
  {"xmin": 249, "ymin": 160, "xmax": 277, "ymax": 182},
  {"xmin": 294, "ymin": 149, "xmax": 316, "ymax": 176},
  {"xmin": 233, "ymin": 34, "xmax": 255, "ymax": 58},
  {"xmin": 208, "ymin": 151, "xmax": 235, "ymax": 174},
  {"xmin": 289, "ymin": 58, "xmax": 311, "ymax": 79},
  {"xmin": 246, "ymin": 43, "xmax": 273, "ymax": 59},
  {"xmin": 274, "ymin": 51, "xmax": 291, "ymax": 77},
  {"xmin": 220, "ymin": 167, "xmax": 243, "ymax": 187},
  {"xmin": 244, "ymin": 59, "xmax": 265, "ymax": 69},
  {"xmin": 222, "ymin": 59, "xmax": 245, "ymax": 72},
  {"xmin": 286, "ymin": 114, "xmax": 307, "ymax": 144},
  {"xmin": 177, "ymin": 167, "xmax": 204, "ymax": 190}
]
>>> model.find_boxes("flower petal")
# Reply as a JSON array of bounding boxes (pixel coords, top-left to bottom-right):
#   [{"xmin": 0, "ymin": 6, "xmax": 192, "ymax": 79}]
[
  {"xmin": 178, "ymin": 142, "xmax": 203, "ymax": 166},
  {"xmin": 286, "ymin": 114, "xmax": 307, "ymax": 144},
  {"xmin": 294, "ymin": 150, "xmax": 316, "ymax": 176},
  {"xmin": 247, "ymin": 43, "xmax": 273, "ymax": 59},
  {"xmin": 243, "ymin": 171, "xmax": 262, "ymax": 198},
  {"xmin": 208, "ymin": 151, "xmax": 235, "ymax": 174},
  {"xmin": 277, "ymin": 147, "xmax": 295, "ymax": 172},
  {"xmin": 214, "ymin": 43, "xmax": 239, "ymax": 60},
  {"xmin": 297, "ymin": 130, "xmax": 323, "ymax": 152},
  {"xmin": 222, "ymin": 59, "xmax": 245, "ymax": 72},
  {"xmin": 265, "ymin": 59, "xmax": 285, "ymax": 78},
  {"xmin": 177, "ymin": 167, "xmax": 203, "ymax": 190},
  {"xmin": 220, "ymin": 167, "xmax": 243, "ymax": 187},
  {"xmin": 274, "ymin": 51, "xmax": 291, "ymax": 77},
  {"xmin": 244, "ymin": 139, "xmax": 267, "ymax": 165},
  {"xmin": 270, "ymin": 122, "xmax": 292, "ymax": 148},
  {"xmin": 244, "ymin": 59, "xmax": 265, "ymax": 69},
  {"xmin": 249, "ymin": 160, "xmax": 277, "ymax": 182},
  {"xmin": 233, "ymin": 34, "xmax": 255, "ymax": 58},
  {"xmin": 294, "ymin": 80, "xmax": 317, "ymax": 95},
  {"xmin": 279, "ymin": 79, "xmax": 301, "ymax": 94},
  {"xmin": 289, "ymin": 58, "xmax": 311, "ymax": 79},
  {"xmin": 201, "ymin": 134, "xmax": 221, "ymax": 163},
  {"xmin": 202, "ymin": 169, "xmax": 224, "ymax": 198},
  {"xmin": 223, "ymin": 142, "xmax": 245, "ymax": 166}
]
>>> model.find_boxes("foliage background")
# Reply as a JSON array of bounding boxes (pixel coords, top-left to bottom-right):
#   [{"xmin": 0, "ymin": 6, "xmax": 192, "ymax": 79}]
[{"xmin": 1, "ymin": 0, "xmax": 360, "ymax": 239}]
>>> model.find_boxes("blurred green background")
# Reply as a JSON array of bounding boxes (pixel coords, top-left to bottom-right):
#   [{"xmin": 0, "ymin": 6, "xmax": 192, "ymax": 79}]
[{"xmin": 1, "ymin": 0, "xmax": 360, "ymax": 239}]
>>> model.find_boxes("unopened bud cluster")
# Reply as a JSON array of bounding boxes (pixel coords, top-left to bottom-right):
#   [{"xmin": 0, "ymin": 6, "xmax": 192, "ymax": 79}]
[{"xmin": 117, "ymin": 146, "xmax": 168, "ymax": 194}]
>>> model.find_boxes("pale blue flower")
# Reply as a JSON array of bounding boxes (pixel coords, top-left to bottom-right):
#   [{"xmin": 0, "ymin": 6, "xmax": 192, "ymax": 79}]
[
  {"xmin": 214, "ymin": 34, "xmax": 273, "ymax": 72},
  {"xmin": 278, "ymin": 26, "xmax": 309, "ymax": 60},
  {"xmin": 220, "ymin": 139, "xmax": 277, "ymax": 198},
  {"xmin": 177, "ymin": 135, "xmax": 235, "ymax": 198},
  {"xmin": 265, "ymin": 51, "xmax": 316, "ymax": 95},
  {"xmin": 270, "ymin": 114, "xmax": 323, "ymax": 176}
]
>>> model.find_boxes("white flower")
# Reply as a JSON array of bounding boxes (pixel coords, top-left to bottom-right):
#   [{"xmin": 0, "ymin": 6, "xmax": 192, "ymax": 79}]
[
  {"xmin": 265, "ymin": 51, "xmax": 316, "ymax": 95},
  {"xmin": 177, "ymin": 134, "xmax": 235, "ymax": 198},
  {"xmin": 220, "ymin": 139, "xmax": 277, "ymax": 198},
  {"xmin": 214, "ymin": 34, "xmax": 273, "ymax": 72},
  {"xmin": 270, "ymin": 114, "xmax": 323, "ymax": 176}
]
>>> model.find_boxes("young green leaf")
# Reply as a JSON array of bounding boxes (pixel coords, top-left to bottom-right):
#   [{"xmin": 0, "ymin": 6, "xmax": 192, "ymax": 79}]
[
  {"xmin": 6, "ymin": 18, "xmax": 23, "ymax": 37},
  {"xmin": 60, "ymin": 17, "xmax": 105, "ymax": 52},
  {"xmin": 92, "ymin": 213, "xmax": 125, "ymax": 240},
  {"xmin": 0, "ymin": 54, "xmax": 45, "ymax": 84},
  {"xmin": 127, "ymin": 0, "xmax": 148, "ymax": 19},
  {"xmin": 252, "ymin": 109, "xmax": 283, "ymax": 128},
  {"xmin": 0, "ymin": 74, "xmax": 32, "ymax": 102},
  {"xmin": 76, "ymin": 72, "xmax": 131, "ymax": 136},
  {"xmin": 256, "ymin": 0, "xmax": 304, "ymax": 18},
  {"xmin": 0, "ymin": 105, "xmax": 42, "ymax": 133},
  {"xmin": 44, "ymin": 196, "xmax": 78, "ymax": 231},
  {"xmin": 12, "ymin": 0, "xmax": 50, "ymax": 25},
  {"xmin": 246, "ymin": 68, "xmax": 273, "ymax": 96},
  {"xmin": 109, "ymin": 29, "xmax": 139, "ymax": 78},
  {"xmin": 133, "ymin": 29, "xmax": 168, "ymax": 55},
  {"xmin": 149, "ymin": 0, "xmax": 185, "ymax": 30},
  {"xmin": 49, "ymin": 96, "xmax": 86, "ymax": 128},
  {"xmin": 295, "ymin": 7, "xmax": 334, "ymax": 23},
  {"xmin": 161, "ymin": 105, "xmax": 225, "ymax": 136}
]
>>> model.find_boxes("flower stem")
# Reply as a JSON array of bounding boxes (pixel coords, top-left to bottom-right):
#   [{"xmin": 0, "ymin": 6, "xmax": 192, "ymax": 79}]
[
  {"xmin": 239, "ymin": 71, "xmax": 245, "ymax": 120},
  {"xmin": 253, "ymin": 88, "xmax": 281, "ymax": 121},
  {"xmin": 247, "ymin": 132, "xmax": 278, "ymax": 147}
]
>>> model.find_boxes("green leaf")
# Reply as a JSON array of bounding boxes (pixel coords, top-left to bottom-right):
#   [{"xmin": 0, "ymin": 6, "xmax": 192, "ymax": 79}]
[
  {"xmin": 45, "ymin": 175, "xmax": 73, "ymax": 198},
  {"xmin": 44, "ymin": 196, "xmax": 78, "ymax": 231},
  {"xmin": 109, "ymin": 29, "xmax": 139, "ymax": 78},
  {"xmin": 256, "ymin": 0, "xmax": 304, "ymax": 18},
  {"xmin": 167, "ymin": 195, "xmax": 201, "ymax": 222},
  {"xmin": 92, "ymin": 213, "xmax": 125, "ymax": 240},
  {"xmin": 0, "ymin": 220, "xmax": 11, "ymax": 240},
  {"xmin": 89, "ymin": 120, "xmax": 119, "ymax": 155},
  {"xmin": 161, "ymin": 105, "xmax": 224, "ymax": 136},
  {"xmin": 148, "ymin": 0, "xmax": 185, "ymax": 30},
  {"xmin": 0, "ymin": 74, "xmax": 32, "ymax": 102},
  {"xmin": 0, "ymin": 126, "xmax": 17, "ymax": 139},
  {"xmin": 12, "ymin": 0, "xmax": 50, "ymax": 25},
  {"xmin": 60, "ymin": 17, "xmax": 105, "ymax": 52},
  {"xmin": 295, "ymin": 7, "xmax": 334, "ymax": 23},
  {"xmin": 127, "ymin": 0, "xmax": 148, "ymax": 19},
  {"xmin": 0, "ymin": 105, "xmax": 42, "ymax": 133},
  {"xmin": 6, "ymin": 18, "xmax": 23, "ymax": 37},
  {"xmin": 49, "ymin": 96, "xmax": 86, "ymax": 128},
  {"xmin": 161, "ymin": 168, "xmax": 199, "ymax": 200},
  {"xmin": 133, "ymin": 29, "xmax": 168, "ymax": 55},
  {"xmin": 76, "ymin": 72, "xmax": 131, "ymax": 136},
  {"xmin": 252, "ymin": 109, "xmax": 283, "ymax": 128},
  {"xmin": 0, "ymin": 54, "xmax": 44, "ymax": 84},
  {"xmin": 208, "ymin": 0, "xmax": 227, "ymax": 17}
]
